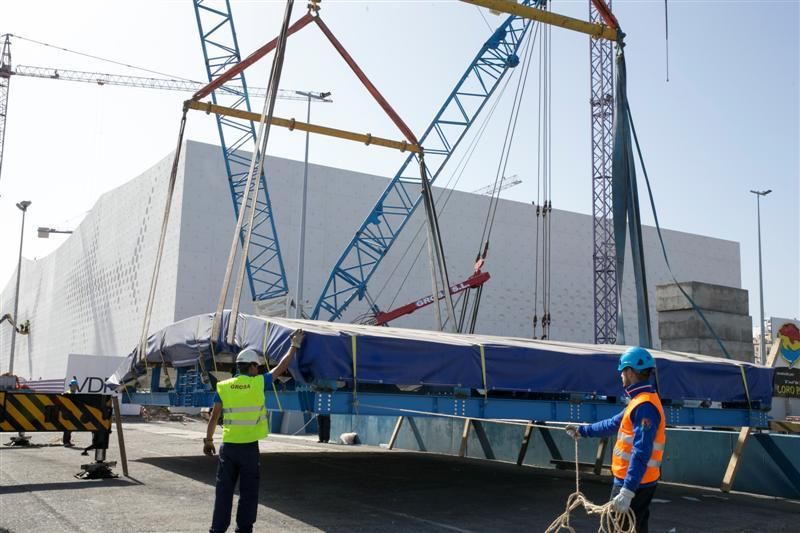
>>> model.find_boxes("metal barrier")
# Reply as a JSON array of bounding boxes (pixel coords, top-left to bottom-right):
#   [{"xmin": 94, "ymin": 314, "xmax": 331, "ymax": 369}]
[{"xmin": 0, "ymin": 391, "xmax": 124, "ymax": 479}]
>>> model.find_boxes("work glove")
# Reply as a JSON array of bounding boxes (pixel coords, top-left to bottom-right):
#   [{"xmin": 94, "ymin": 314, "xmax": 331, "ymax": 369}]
[
  {"xmin": 291, "ymin": 329, "xmax": 305, "ymax": 349},
  {"xmin": 610, "ymin": 487, "xmax": 635, "ymax": 513},
  {"xmin": 203, "ymin": 438, "xmax": 216, "ymax": 456},
  {"xmin": 565, "ymin": 425, "xmax": 581, "ymax": 440}
]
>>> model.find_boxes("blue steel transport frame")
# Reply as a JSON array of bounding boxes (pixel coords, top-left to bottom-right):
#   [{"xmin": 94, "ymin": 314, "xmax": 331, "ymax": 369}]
[
  {"xmin": 193, "ymin": 0, "xmax": 289, "ymax": 301},
  {"xmin": 129, "ymin": 367, "xmax": 770, "ymax": 430},
  {"xmin": 311, "ymin": 1, "xmax": 539, "ymax": 321}
]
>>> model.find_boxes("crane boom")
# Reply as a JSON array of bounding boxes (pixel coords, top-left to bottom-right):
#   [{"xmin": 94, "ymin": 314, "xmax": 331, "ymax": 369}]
[
  {"xmin": 11, "ymin": 64, "xmax": 313, "ymax": 100},
  {"xmin": 373, "ymin": 271, "xmax": 490, "ymax": 326},
  {"xmin": 0, "ymin": 35, "xmax": 11, "ymax": 184},
  {"xmin": 471, "ymin": 175, "xmax": 522, "ymax": 195},
  {"xmin": 311, "ymin": 1, "xmax": 539, "ymax": 322},
  {"xmin": 0, "ymin": 31, "xmax": 326, "ymax": 190}
]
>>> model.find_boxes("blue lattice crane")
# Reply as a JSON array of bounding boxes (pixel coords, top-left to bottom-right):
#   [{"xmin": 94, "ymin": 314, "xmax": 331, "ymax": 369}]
[
  {"xmin": 311, "ymin": 1, "xmax": 540, "ymax": 321},
  {"xmin": 192, "ymin": 0, "xmax": 291, "ymax": 305}
]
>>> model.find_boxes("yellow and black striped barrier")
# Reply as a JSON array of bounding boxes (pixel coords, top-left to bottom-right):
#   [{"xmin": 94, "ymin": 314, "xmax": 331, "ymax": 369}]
[{"xmin": 0, "ymin": 391, "xmax": 112, "ymax": 433}]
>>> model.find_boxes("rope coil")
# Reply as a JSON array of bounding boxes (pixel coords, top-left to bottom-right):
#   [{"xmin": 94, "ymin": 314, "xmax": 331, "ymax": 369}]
[{"xmin": 545, "ymin": 440, "xmax": 636, "ymax": 533}]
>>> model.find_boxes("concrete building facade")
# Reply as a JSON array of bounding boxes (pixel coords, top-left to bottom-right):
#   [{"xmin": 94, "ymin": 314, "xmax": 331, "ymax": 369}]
[{"xmin": 0, "ymin": 141, "xmax": 743, "ymax": 379}]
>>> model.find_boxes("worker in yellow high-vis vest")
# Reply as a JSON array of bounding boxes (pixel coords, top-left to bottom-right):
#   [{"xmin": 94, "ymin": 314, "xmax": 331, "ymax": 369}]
[
  {"xmin": 204, "ymin": 329, "xmax": 305, "ymax": 533},
  {"xmin": 566, "ymin": 347, "xmax": 666, "ymax": 533}
]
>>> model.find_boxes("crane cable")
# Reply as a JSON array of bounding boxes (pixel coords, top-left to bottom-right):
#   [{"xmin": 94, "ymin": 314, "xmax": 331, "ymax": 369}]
[
  {"xmin": 9, "ymin": 33, "xmax": 198, "ymax": 82},
  {"xmin": 213, "ymin": 0, "xmax": 295, "ymax": 345},
  {"xmin": 533, "ymin": 16, "xmax": 553, "ymax": 340},
  {"xmin": 370, "ymin": 35, "xmax": 524, "ymax": 313},
  {"xmin": 476, "ymin": 20, "xmax": 538, "ymax": 256},
  {"xmin": 134, "ymin": 107, "xmax": 190, "ymax": 388},
  {"xmin": 370, "ymin": 24, "xmax": 541, "ymax": 324},
  {"xmin": 464, "ymin": 24, "xmax": 538, "ymax": 334},
  {"xmin": 375, "ymin": 84, "xmax": 510, "ymax": 314}
]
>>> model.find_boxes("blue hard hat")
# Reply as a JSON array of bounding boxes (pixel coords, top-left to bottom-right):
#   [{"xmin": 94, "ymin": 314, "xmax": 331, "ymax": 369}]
[
  {"xmin": 617, "ymin": 346, "xmax": 656, "ymax": 372},
  {"xmin": 69, "ymin": 378, "xmax": 79, "ymax": 386}
]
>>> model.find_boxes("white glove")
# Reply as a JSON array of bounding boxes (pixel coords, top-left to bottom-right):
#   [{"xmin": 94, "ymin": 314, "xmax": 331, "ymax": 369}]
[
  {"xmin": 565, "ymin": 425, "xmax": 581, "ymax": 440},
  {"xmin": 291, "ymin": 329, "xmax": 305, "ymax": 349},
  {"xmin": 611, "ymin": 487, "xmax": 635, "ymax": 513}
]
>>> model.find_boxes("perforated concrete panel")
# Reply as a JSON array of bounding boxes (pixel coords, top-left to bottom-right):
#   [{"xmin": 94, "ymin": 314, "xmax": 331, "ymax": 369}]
[{"xmin": 0, "ymin": 141, "xmax": 742, "ymax": 379}]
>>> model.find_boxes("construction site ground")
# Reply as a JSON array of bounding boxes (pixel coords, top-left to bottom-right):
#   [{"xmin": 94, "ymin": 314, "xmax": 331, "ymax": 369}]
[{"xmin": 1, "ymin": 419, "xmax": 797, "ymax": 532}]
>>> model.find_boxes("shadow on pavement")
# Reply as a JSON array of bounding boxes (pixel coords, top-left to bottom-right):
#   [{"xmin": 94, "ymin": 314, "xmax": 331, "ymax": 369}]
[
  {"xmin": 137, "ymin": 449, "xmax": 609, "ymax": 532},
  {"xmin": 0, "ymin": 478, "xmax": 141, "ymax": 495},
  {"xmin": 135, "ymin": 447, "xmax": 800, "ymax": 532}
]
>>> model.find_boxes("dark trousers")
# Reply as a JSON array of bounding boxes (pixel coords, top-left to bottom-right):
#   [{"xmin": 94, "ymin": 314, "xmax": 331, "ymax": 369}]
[
  {"xmin": 317, "ymin": 414, "xmax": 331, "ymax": 443},
  {"xmin": 62, "ymin": 431, "xmax": 72, "ymax": 444},
  {"xmin": 611, "ymin": 483, "xmax": 657, "ymax": 533},
  {"xmin": 210, "ymin": 442, "xmax": 260, "ymax": 533}
]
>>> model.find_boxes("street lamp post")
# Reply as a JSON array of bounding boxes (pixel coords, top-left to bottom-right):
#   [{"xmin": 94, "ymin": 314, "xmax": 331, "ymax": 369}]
[
  {"xmin": 8, "ymin": 200, "xmax": 31, "ymax": 374},
  {"xmin": 293, "ymin": 91, "xmax": 331, "ymax": 318},
  {"xmin": 750, "ymin": 189, "xmax": 771, "ymax": 364},
  {"xmin": 37, "ymin": 227, "xmax": 73, "ymax": 238}
]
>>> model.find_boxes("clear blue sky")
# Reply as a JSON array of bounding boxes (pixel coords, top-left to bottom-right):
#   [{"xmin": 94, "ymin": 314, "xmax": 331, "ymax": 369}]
[{"xmin": 1, "ymin": 0, "xmax": 797, "ymax": 325}]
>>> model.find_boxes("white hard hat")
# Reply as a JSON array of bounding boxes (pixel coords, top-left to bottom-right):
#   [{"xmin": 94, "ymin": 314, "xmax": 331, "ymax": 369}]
[{"xmin": 236, "ymin": 349, "xmax": 261, "ymax": 365}]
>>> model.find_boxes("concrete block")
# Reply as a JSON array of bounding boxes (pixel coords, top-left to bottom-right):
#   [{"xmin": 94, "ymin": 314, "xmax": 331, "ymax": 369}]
[
  {"xmin": 658, "ymin": 309, "xmax": 753, "ymax": 342},
  {"xmin": 656, "ymin": 282, "xmax": 749, "ymax": 315},
  {"xmin": 661, "ymin": 338, "xmax": 754, "ymax": 362}
]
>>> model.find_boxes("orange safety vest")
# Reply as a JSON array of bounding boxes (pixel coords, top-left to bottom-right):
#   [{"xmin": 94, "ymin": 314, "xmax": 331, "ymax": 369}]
[{"xmin": 611, "ymin": 391, "xmax": 666, "ymax": 485}]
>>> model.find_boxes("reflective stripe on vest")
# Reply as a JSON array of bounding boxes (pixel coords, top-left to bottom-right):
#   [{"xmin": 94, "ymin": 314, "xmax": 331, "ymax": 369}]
[
  {"xmin": 611, "ymin": 390, "xmax": 667, "ymax": 485},
  {"xmin": 216, "ymin": 374, "xmax": 269, "ymax": 444}
]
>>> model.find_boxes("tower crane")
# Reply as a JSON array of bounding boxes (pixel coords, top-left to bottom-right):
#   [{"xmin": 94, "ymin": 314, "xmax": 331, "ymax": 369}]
[
  {"xmin": 471, "ymin": 174, "xmax": 522, "ymax": 196},
  {"xmin": 0, "ymin": 33, "xmax": 325, "ymax": 185}
]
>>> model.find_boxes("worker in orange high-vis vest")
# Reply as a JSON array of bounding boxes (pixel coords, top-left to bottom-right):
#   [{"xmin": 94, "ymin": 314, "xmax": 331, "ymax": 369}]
[
  {"xmin": 566, "ymin": 347, "xmax": 666, "ymax": 533},
  {"xmin": 204, "ymin": 329, "xmax": 305, "ymax": 533}
]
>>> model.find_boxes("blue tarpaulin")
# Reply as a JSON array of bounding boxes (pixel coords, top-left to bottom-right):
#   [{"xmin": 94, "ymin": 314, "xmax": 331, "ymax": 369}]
[{"xmin": 109, "ymin": 312, "xmax": 773, "ymax": 406}]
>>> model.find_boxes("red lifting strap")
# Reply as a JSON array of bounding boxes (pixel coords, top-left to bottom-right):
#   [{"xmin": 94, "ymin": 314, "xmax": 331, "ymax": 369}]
[
  {"xmin": 192, "ymin": 12, "xmax": 418, "ymax": 147},
  {"xmin": 192, "ymin": 12, "xmax": 315, "ymax": 101},
  {"xmin": 590, "ymin": 0, "xmax": 620, "ymax": 30},
  {"xmin": 312, "ymin": 17, "xmax": 419, "ymax": 146}
]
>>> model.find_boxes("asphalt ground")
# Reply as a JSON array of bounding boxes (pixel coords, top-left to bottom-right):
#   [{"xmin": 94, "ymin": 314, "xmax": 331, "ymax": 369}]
[{"xmin": 1, "ymin": 419, "xmax": 797, "ymax": 532}]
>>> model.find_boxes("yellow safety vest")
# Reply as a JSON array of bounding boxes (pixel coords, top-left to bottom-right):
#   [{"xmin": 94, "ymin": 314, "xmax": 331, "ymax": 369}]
[
  {"xmin": 216, "ymin": 374, "xmax": 269, "ymax": 444},
  {"xmin": 611, "ymin": 391, "xmax": 667, "ymax": 485}
]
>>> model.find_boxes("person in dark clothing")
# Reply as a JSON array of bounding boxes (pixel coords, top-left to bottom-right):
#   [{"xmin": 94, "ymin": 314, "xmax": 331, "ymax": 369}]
[
  {"xmin": 317, "ymin": 414, "xmax": 331, "ymax": 443},
  {"xmin": 63, "ymin": 378, "xmax": 79, "ymax": 447},
  {"xmin": 204, "ymin": 330, "xmax": 305, "ymax": 533},
  {"xmin": 566, "ymin": 347, "xmax": 666, "ymax": 533}
]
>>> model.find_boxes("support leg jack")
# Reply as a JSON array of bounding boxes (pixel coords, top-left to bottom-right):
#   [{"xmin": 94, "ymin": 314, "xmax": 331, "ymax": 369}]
[
  {"xmin": 75, "ymin": 460, "xmax": 118, "ymax": 480},
  {"xmin": 5, "ymin": 433, "xmax": 31, "ymax": 446},
  {"xmin": 75, "ymin": 435, "xmax": 117, "ymax": 479}
]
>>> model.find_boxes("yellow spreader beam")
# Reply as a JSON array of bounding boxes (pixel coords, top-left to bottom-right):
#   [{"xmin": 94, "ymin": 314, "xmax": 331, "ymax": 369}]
[
  {"xmin": 186, "ymin": 100, "xmax": 421, "ymax": 154},
  {"xmin": 461, "ymin": 0, "xmax": 619, "ymax": 42}
]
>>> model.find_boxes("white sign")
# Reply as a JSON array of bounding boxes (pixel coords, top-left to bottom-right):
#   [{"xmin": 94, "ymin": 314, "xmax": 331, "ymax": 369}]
[
  {"xmin": 768, "ymin": 318, "xmax": 800, "ymax": 420},
  {"xmin": 771, "ymin": 317, "xmax": 800, "ymax": 368},
  {"xmin": 65, "ymin": 354, "xmax": 127, "ymax": 395}
]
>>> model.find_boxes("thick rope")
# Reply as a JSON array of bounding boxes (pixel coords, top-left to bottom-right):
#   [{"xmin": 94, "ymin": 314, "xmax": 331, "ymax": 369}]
[
  {"xmin": 351, "ymin": 402, "xmax": 636, "ymax": 532},
  {"xmin": 135, "ymin": 107, "xmax": 189, "ymax": 387},
  {"xmin": 225, "ymin": 0, "xmax": 296, "ymax": 345},
  {"xmin": 545, "ymin": 440, "xmax": 636, "ymax": 533}
]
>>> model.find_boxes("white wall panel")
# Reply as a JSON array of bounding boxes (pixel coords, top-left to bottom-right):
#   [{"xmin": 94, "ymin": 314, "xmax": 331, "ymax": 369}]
[{"xmin": 1, "ymin": 140, "xmax": 742, "ymax": 379}]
